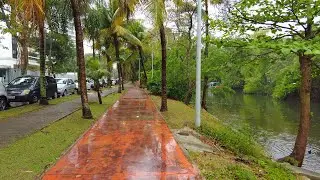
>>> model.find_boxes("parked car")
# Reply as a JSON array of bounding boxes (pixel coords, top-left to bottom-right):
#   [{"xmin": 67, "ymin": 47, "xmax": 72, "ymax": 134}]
[
  {"xmin": 208, "ymin": 81, "xmax": 220, "ymax": 88},
  {"xmin": 55, "ymin": 78, "xmax": 76, "ymax": 96},
  {"xmin": 6, "ymin": 76, "xmax": 58, "ymax": 104},
  {"xmin": 0, "ymin": 81, "xmax": 8, "ymax": 111},
  {"xmin": 74, "ymin": 79, "xmax": 94, "ymax": 91}
]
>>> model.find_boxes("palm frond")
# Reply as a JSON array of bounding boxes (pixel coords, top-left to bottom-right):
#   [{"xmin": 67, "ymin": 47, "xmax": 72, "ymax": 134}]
[{"xmin": 114, "ymin": 25, "xmax": 142, "ymax": 47}]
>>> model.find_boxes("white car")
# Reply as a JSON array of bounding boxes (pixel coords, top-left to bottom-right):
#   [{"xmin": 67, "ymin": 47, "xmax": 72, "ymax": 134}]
[
  {"xmin": 74, "ymin": 79, "xmax": 94, "ymax": 91},
  {"xmin": 55, "ymin": 78, "xmax": 76, "ymax": 96},
  {"xmin": 0, "ymin": 82, "xmax": 8, "ymax": 111}
]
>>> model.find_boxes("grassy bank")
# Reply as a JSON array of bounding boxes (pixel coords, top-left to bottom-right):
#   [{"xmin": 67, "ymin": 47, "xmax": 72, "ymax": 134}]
[
  {"xmin": 152, "ymin": 96, "xmax": 296, "ymax": 179},
  {"xmin": 0, "ymin": 94, "xmax": 79, "ymax": 120},
  {"xmin": 0, "ymin": 93, "xmax": 120, "ymax": 180}
]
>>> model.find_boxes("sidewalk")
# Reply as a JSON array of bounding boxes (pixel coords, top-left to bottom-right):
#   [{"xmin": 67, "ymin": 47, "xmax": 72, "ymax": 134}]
[
  {"xmin": 42, "ymin": 87, "xmax": 199, "ymax": 179},
  {"xmin": 0, "ymin": 86, "xmax": 124, "ymax": 148}
]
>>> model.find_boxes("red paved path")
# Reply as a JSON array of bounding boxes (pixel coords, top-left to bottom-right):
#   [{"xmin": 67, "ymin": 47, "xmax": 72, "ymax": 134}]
[{"xmin": 42, "ymin": 87, "xmax": 199, "ymax": 179}]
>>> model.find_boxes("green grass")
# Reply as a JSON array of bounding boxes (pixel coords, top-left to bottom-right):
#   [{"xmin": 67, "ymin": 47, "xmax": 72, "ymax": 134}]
[
  {"xmin": 0, "ymin": 94, "xmax": 79, "ymax": 121},
  {"xmin": 0, "ymin": 93, "xmax": 120, "ymax": 180},
  {"xmin": 151, "ymin": 96, "xmax": 296, "ymax": 180}
]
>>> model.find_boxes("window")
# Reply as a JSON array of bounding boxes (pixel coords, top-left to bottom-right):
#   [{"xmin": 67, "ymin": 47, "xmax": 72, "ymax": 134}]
[{"xmin": 9, "ymin": 77, "xmax": 36, "ymax": 86}]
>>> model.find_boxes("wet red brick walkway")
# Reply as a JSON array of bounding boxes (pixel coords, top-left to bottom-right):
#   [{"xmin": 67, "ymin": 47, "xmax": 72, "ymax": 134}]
[{"xmin": 42, "ymin": 87, "xmax": 199, "ymax": 179}]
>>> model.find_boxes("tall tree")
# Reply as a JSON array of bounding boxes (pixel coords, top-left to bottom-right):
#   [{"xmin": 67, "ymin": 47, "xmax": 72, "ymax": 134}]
[
  {"xmin": 6, "ymin": 0, "xmax": 34, "ymax": 75},
  {"xmin": 84, "ymin": 7, "xmax": 101, "ymax": 58},
  {"xmin": 99, "ymin": 0, "xmax": 141, "ymax": 92},
  {"xmin": 38, "ymin": 1, "xmax": 48, "ymax": 105},
  {"xmin": 146, "ymin": 0, "xmax": 168, "ymax": 111},
  {"xmin": 9, "ymin": 0, "xmax": 48, "ymax": 104},
  {"xmin": 86, "ymin": 57, "xmax": 108, "ymax": 104},
  {"xmin": 71, "ymin": 0, "xmax": 93, "ymax": 119},
  {"xmin": 224, "ymin": 0, "xmax": 320, "ymax": 166}
]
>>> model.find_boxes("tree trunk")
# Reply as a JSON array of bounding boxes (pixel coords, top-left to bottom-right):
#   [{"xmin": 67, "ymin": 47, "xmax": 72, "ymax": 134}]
[
  {"xmin": 201, "ymin": 0, "xmax": 210, "ymax": 110},
  {"xmin": 121, "ymin": 64, "xmax": 124, "ymax": 90},
  {"xmin": 113, "ymin": 34, "xmax": 121, "ymax": 93},
  {"xmin": 98, "ymin": 90, "xmax": 102, "ymax": 104},
  {"xmin": 19, "ymin": 32, "xmax": 28, "ymax": 75},
  {"xmin": 106, "ymin": 53, "xmax": 112, "ymax": 87},
  {"xmin": 38, "ymin": 19, "xmax": 48, "ymax": 105},
  {"xmin": 289, "ymin": 54, "xmax": 312, "ymax": 167},
  {"xmin": 201, "ymin": 76, "xmax": 209, "ymax": 110},
  {"xmin": 95, "ymin": 81, "xmax": 102, "ymax": 104},
  {"xmin": 92, "ymin": 38, "xmax": 95, "ymax": 59},
  {"xmin": 71, "ymin": 0, "xmax": 93, "ymax": 119},
  {"xmin": 184, "ymin": 81, "xmax": 195, "ymax": 105},
  {"xmin": 159, "ymin": 23, "xmax": 167, "ymax": 112},
  {"xmin": 138, "ymin": 46, "xmax": 148, "ymax": 86}
]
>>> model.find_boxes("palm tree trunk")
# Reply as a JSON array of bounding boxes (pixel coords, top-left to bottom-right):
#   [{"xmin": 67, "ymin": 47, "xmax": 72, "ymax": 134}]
[
  {"xmin": 113, "ymin": 34, "xmax": 121, "ymax": 93},
  {"xmin": 289, "ymin": 54, "xmax": 312, "ymax": 166},
  {"xmin": 106, "ymin": 53, "xmax": 112, "ymax": 87},
  {"xmin": 159, "ymin": 23, "xmax": 167, "ymax": 112},
  {"xmin": 138, "ymin": 46, "xmax": 148, "ymax": 86},
  {"xmin": 38, "ymin": 19, "xmax": 48, "ymax": 105},
  {"xmin": 71, "ymin": 0, "xmax": 93, "ymax": 119},
  {"xmin": 19, "ymin": 30, "xmax": 28, "ymax": 75},
  {"xmin": 121, "ymin": 64, "xmax": 124, "ymax": 90},
  {"xmin": 201, "ymin": 0, "xmax": 209, "ymax": 110}
]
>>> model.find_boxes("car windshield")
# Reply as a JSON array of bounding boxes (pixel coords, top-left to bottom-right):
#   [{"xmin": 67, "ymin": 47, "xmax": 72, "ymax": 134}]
[
  {"xmin": 9, "ymin": 77, "xmax": 36, "ymax": 86},
  {"xmin": 56, "ymin": 79, "xmax": 67, "ymax": 84}
]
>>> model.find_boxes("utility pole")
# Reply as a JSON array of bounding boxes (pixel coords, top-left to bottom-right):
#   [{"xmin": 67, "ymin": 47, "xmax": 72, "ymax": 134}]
[{"xmin": 195, "ymin": 0, "xmax": 202, "ymax": 127}]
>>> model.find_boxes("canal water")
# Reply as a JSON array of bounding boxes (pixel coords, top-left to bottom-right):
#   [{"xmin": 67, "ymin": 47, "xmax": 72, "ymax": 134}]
[{"xmin": 206, "ymin": 92, "xmax": 320, "ymax": 173}]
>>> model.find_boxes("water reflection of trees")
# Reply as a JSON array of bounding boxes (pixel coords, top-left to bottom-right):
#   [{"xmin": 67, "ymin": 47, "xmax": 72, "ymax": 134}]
[{"xmin": 207, "ymin": 92, "xmax": 300, "ymax": 135}]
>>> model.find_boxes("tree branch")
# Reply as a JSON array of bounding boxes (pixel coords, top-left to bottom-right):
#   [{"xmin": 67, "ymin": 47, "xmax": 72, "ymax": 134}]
[
  {"xmin": 290, "ymin": 0, "xmax": 306, "ymax": 30},
  {"xmin": 233, "ymin": 7, "xmax": 305, "ymax": 39}
]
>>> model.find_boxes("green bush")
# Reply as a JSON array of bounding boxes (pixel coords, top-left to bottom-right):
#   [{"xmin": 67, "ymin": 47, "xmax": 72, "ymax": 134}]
[{"xmin": 199, "ymin": 121, "xmax": 264, "ymax": 158}]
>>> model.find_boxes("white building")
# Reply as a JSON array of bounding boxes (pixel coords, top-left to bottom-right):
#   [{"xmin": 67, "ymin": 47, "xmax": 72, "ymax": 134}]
[{"xmin": 0, "ymin": 20, "xmax": 41, "ymax": 84}]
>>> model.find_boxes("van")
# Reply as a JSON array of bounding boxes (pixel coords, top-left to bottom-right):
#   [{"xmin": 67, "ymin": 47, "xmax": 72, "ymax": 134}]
[{"xmin": 6, "ymin": 76, "xmax": 58, "ymax": 104}]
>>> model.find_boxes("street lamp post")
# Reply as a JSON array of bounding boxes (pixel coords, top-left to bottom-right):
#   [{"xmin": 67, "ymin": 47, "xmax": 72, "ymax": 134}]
[{"xmin": 195, "ymin": 0, "xmax": 202, "ymax": 127}]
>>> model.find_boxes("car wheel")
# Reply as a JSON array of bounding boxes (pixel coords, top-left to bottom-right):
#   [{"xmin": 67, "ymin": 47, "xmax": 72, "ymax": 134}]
[
  {"xmin": 52, "ymin": 92, "xmax": 58, "ymax": 99},
  {"xmin": 63, "ymin": 90, "xmax": 67, "ymax": 96},
  {"xmin": 0, "ymin": 97, "xmax": 7, "ymax": 111},
  {"xmin": 29, "ymin": 95, "xmax": 38, "ymax": 104}
]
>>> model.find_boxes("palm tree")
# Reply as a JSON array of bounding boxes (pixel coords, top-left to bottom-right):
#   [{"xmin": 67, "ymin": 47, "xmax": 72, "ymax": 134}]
[
  {"xmin": 6, "ymin": 0, "xmax": 32, "ymax": 75},
  {"xmin": 9, "ymin": 0, "xmax": 48, "ymax": 105},
  {"xmin": 71, "ymin": 0, "xmax": 93, "ymax": 118},
  {"xmin": 84, "ymin": 7, "xmax": 101, "ymax": 59},
  {"xmin": 38, "ymin": 4, "xmax": 48, "ymax": 105},
  {"xmin": 98, "ymin": 0, "xmax": 141, "ymax": 93},
  {"xmin": 146, "ymin": 0, "xmax": 168, "ymax": 111}
]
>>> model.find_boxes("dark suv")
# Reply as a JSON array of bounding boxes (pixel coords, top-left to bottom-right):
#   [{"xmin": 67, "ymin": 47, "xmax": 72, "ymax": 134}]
[{"xmin": 6, "ymin": 76, "xmax": 58, "ymax": 104}]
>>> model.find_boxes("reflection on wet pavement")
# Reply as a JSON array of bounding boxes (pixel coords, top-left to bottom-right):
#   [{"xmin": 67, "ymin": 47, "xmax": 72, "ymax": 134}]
[{"xmin": 43, "ymin": 87, "xmax": 199, "ymax": 179}]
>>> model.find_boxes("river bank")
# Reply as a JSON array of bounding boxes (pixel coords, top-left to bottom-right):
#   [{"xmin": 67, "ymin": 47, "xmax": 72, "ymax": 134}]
[
  {"xmin": 151, "ymin": 96, "xmax": 300, "ymax": 179},
  {"xmin": 206, "ymin": 92, "xmax": 320, "ymax": 173}
]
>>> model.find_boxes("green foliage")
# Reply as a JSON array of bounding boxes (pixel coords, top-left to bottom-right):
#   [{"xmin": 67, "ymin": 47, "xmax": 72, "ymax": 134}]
[
  {"xmin": 86, "ymin": 57, "xmax": 108, "ymax": 90},
  {"xmin": 147, "ymin": 42, "xmax": 195, "ymax": 101},
  {"xmin": 272, "ymin": 61, "xmax": 300, "ymax": 99},
  {"xmin": 200, "ymin": 120, "xmax": 264, "ymax": 158}
]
